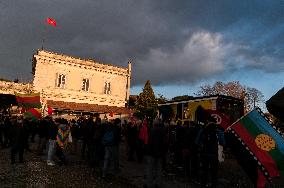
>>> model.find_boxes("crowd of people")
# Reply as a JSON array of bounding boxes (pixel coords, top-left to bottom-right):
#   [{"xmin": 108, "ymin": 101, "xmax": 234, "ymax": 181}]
[{"xmin": 0, "ymin": 109, "xmax": 226, "ymax": 188}]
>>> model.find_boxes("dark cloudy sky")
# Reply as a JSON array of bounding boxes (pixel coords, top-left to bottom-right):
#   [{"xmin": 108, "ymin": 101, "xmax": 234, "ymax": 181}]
[{"xmin": 1, "ymin": 0, "xmax": 284, "ymax": 101}]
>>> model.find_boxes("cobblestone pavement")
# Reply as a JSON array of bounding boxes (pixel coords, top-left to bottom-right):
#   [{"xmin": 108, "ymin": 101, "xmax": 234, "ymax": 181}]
[
  {"xmin": 1, "ymin": 139, "xmax": 275, "ymax": 188},
  {"xmin": 0, "ymin": 140, "xmax": 136, "ymax": 188}
]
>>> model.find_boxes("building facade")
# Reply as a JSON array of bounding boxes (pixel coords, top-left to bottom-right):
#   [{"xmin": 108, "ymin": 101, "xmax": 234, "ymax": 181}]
[{"xmin": 33, "ymin": 50, "xmax": 131, "ymax": 115}]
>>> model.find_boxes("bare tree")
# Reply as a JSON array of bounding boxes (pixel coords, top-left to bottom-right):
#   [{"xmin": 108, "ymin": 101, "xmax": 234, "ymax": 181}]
[
  {"xmin": 246, "ymin": 87, "xmax": 265, "ymax": 110},
  {"xmin": 157, "ymin": 94, "xmax": 168, "ymax": 104}
]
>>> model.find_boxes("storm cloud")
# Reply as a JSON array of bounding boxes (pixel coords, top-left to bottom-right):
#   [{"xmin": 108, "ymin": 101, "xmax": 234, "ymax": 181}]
[{"xmin": 0, "ymin": 0, "xmax": 284, "ymax": 86}]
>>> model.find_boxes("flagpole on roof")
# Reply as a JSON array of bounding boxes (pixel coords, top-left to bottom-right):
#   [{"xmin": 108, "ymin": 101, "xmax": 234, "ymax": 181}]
[
  {"xmin": 42, "ymin": 23, "xmax": 47, "ymax": 50},
  {"xmin": 42, "ymin": 17, "xmax": 57, "ymax": 50}
]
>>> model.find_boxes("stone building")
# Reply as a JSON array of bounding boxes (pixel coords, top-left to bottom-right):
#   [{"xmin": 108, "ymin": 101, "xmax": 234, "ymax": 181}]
[
  {"xmin": 0, "ymin": 80, "xmax": 33, "ymax": 111},
  {"xmin": 32, "ymin": 50, "xmax": 131, "ymax": 117}
]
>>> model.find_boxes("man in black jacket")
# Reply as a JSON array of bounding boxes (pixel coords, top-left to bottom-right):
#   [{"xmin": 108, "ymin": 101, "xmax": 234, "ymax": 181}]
[
  {"xmin": 196, "ymin": 117, "xmax": 220, "ymax": 188},
  {"xmin": 144, "ymin": 119, "xmax": 167, "ymax": 188},
  {"xmin": 10, "ymin": 116, "xmax": 27, "ymax": 164},
  {"xmin": 47, "ymin": 117, "xmax": 57, "ymax": 166}
]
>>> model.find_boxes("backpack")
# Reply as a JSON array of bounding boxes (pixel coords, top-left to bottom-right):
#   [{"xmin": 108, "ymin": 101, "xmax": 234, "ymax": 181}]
[{"xmin": 102, "ymin": 131, "xmax": 114, "ymax": 146}]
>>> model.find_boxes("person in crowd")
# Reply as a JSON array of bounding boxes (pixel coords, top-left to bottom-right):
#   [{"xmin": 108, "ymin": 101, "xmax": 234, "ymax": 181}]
[
  {"xmin": 1, "ymin": 116, "xmax": 12, "ymax": 148},
  {"xmin": 112, "ymin": 118, "xmax": 122, "ymax": 173},
  {"xmin": 22, "ymin": 117, "xmax": 35, "ymax": 152},
  {"xmin": 29, "ymin": 118, "xmax": 37, "ymax": 144},
  {"xmin": 10, "ymin": 116, "xmax": 28, "ymax": 164},
  {"xmin": 47, "ymin": 117, "xmax": 57, "ymax": 166},
  {"xmin": 80, "ymin": 117, "xmax": 89, "ymax": 159},
  {"xmin": 196, "ymin": 116, "xmax": 224, "ymax": 188},
  {"xmin": 174, "ymin": 119, "xmax": 185, "ymax": 167},
  {"xmin": 144, "ymin": 119, "xmax": 167, "ymax": 188},
  {"xmin": 102, "ymin": 122, "xmax": 115, "ymax": 178},
  {"xmin": 183, "ymin": 121, "xmax": 201, "ymax": 182},
  {"xmin": 37, "ymin": 117, "xmax": 49, "ymax": 155},
  {"xmin": 70, "ymin": 119, "xmax": 80, "ymax": 154},
  {"xmin": 55, "ymin": 118, "xmax": 70, "ymax": 166},
  {"xmin": 85, "ymin": 116, "xmax": 95, "ymax": 164},
  {"xmin": 121, "ymin": 120, "xmax": 128, "ymax": 140},
  {"xmin": 137, "ymin": 119, "xmax": 148, "ymax": 163},
  {"xmin": 92, "ymin": 116, "xmax": 103, "ymax": 173},
  {"xmin": 126, "ymin": 121, "xmax": 139, "ymax": 161},
  {"xmin": 167, "ymin": 120, "xmax": 177, "ymax": 166}
]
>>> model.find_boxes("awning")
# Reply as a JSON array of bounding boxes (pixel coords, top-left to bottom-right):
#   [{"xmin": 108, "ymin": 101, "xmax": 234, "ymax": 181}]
[{"xmin": 46, "ymin": 100, "xmax": 130, "ymax": 114}]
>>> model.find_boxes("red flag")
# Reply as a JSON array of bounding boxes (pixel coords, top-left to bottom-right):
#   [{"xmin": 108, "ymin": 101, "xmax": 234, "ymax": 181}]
[
  {"xmin": 46, "ymin": 18, "xmax": 56, "ymax": 27},
  {"xmin": 47, "ymin": 107, "xmax": 53, "ymax": 115},
  {"xmin": 110, "ymin": 111, "xmax": 114, "ymax": 117},
  {"xmin": 139, "ymin": 118, "xmax": 148, "ymax": 145}
]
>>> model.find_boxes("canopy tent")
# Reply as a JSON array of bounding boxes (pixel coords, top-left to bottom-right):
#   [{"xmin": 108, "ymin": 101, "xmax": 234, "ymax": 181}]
[{"xmin": 266, "ymin": 87, "xmax": 284, "ymax": 122}]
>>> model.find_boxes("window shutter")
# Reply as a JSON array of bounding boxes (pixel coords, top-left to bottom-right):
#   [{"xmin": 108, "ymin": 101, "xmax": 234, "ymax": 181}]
[
  {"xmin": 55, "ymin": 73, "xmax": 58, "ymax": 87},
  {"xmin": 108, "ymin": 82, "xmax": 111, "ymax": 94},
  {"xmin": 86, "ymin": 79, "xmax": 89, "ymax": 91}
]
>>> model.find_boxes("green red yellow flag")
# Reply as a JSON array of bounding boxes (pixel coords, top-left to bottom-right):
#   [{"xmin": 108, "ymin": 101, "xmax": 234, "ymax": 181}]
[
  {"xmin": 227, "ymin": 108, "xmax": 284, "ymax": 182},
  {"xmin": 24, "ymin": 108, "xmax": 42, "ymax": 121},
  {"xmin": 15, "ymin": 92, "xmax": 42, "ymax": 108}
]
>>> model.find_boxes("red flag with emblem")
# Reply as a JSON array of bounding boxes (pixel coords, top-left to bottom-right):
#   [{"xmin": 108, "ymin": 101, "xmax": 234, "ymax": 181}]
[{"xmin": 206, "ymin": 109, "xmax": 231, "ymax": 129}]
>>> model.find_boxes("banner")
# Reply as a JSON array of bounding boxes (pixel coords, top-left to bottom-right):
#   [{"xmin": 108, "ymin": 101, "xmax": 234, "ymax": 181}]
[{"xmin": 15, "ymin": 92, "xmax": 41, "ymax": 108}]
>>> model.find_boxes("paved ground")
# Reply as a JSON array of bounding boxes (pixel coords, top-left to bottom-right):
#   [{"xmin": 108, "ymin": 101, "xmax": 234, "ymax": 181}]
[
  {"xmin": 0, "ymin": 140, "xmax": 135, "ymax": 188},
  {"xmin": 2, "ymin": 138, "xmax": 281, "ymax": 188}
]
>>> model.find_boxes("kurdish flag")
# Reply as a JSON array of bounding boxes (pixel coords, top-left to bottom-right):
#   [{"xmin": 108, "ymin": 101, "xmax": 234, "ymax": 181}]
[
  {"xmin": 15, "ymin": 92, "xmax": 42, "ymax": 108},
  {"xmin": 227, "ymin": 108, "xmax": 284, "ymax": 181},
  {"xmin": 24, "ymin": 108, "xmax": 42, "ymax": 121}
]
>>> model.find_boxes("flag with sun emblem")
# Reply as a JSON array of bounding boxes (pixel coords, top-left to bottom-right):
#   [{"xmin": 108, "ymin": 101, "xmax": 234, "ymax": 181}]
[{"xmin": 227, "ymin": 107, "xmax": 284, "ymax": 182}]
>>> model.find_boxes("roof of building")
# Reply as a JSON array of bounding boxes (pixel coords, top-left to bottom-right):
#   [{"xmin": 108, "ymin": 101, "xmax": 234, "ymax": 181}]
[
  {"xmin": 47, "ymin": 100, "xmax": 130, "ymax": 114},
  {"xmin": 159, "ymin": 94, "xmax": 244, "ymax": 106},
  {"xmin": 35, "ymin": 50, "xmax": 130, "ymax": 74}
]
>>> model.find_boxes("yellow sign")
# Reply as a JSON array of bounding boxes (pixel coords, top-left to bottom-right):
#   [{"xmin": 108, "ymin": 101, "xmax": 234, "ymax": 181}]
[{"xmin": 255, "ymin": 134, "xmax": 276, "ymax": 151}]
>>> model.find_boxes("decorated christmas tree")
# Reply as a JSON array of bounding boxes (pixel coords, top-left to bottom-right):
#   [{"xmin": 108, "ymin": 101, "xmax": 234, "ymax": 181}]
[{"xmin": 135, "ymin": 80, "xmax": 158, "ymax": 120}]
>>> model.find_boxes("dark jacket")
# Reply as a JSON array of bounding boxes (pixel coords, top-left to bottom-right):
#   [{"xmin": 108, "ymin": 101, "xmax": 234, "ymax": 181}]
[
  {"xmin": 196, "ymin": 123, "xmax": 219, "ymax": 157},
  {"xmin": 10, "ymin": 121, "xmax": 27, "ymax": 148},
  {"xmin": 147, "ymin": 124, "xmax": 167, "ymax": 158},
  {"xmin": 48, "ymin": 120, "xmax": 58, "ymax": 140}
]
